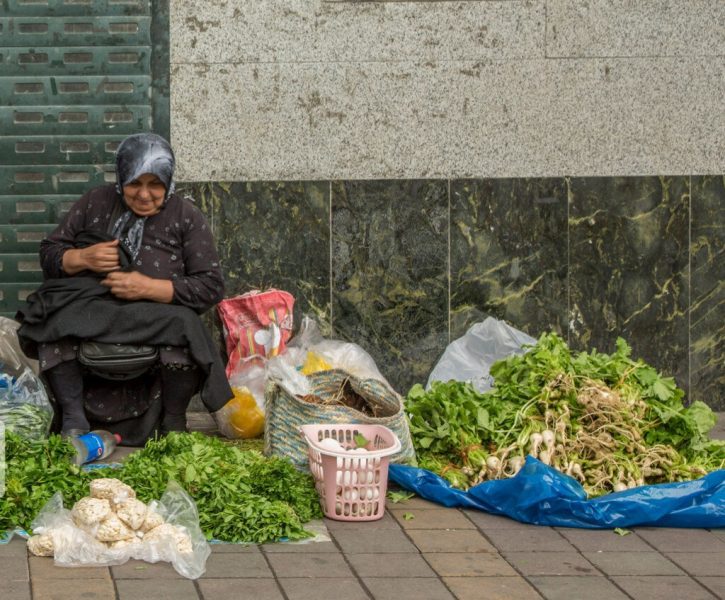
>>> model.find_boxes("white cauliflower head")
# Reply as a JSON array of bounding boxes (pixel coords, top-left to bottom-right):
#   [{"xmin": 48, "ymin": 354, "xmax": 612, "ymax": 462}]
[
  {"xmin": 27, "ymin": 534, "xmax": 54, "ymax": 557},
  {"xmin": 89, "ymin": 478, "xmax": 136, "ymax": 508},
  {"xmin": 139, "ymin": 508, "xmax": 165, "ymax": 533},
  {"xmin": 71, "ymin": 497, "xmax": 112, "ymax": 529},
  {"xmin": 95, "ymin": 514, "xmax": 135, "ymax": 542},
  {"xmin": 144, "ymin": 523, "xmax": 193, "ymax": 554},
  {"xmin": 115, "ymin": 498, "xmax": 148, "ymax": 531},
  {"xmin": 107, "ymin": 538, "xmax": 142, "ymax": 551}
]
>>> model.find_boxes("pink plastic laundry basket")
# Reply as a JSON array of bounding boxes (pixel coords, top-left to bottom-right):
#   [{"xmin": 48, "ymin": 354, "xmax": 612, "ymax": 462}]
[{"xmin": 300, "ymin": 423, "xmax": 402, "ymax": 521}]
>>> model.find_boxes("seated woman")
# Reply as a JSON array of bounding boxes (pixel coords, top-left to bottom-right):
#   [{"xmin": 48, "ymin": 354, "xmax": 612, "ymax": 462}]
[{"xmin": 17, "ymin": 133, "xmax": 232, "ymax": 442}]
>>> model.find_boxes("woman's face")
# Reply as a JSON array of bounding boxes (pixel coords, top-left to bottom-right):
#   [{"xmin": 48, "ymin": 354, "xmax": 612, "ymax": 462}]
[{"xmin": 122, "ymin": 173, "xmax": 166, "ymax": 217}]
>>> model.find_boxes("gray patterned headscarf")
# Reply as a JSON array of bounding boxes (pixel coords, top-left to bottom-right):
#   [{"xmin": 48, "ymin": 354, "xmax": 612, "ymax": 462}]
[{"xmin": 112, "ymin": 133, "xmax": 176, "ymax": 260}]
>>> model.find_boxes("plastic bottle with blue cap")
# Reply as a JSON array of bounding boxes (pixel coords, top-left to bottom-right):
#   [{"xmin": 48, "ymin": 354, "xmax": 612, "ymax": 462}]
[{"xmin": 69, "ymin": 430, "xmax": 122, "ymax": 466}]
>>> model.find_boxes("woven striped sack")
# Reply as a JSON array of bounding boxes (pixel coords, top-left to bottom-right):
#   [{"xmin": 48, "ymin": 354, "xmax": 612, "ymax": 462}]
[{"xmin": 264, "ymin": 369, "xmax": 416, "ymax": 468}]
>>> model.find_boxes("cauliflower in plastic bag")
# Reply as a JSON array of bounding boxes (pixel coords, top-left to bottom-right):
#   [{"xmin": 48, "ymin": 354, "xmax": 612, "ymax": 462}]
[
  {"xmin": 95, "ymin": 514, "xmax": 135, "ymax": 542},
  {"xmin": 144, "ymin": 523, "xmax": 193, "ymax": 554},
  {"xmin": 140, "ymin": 507, "xmax": 165, "ymax": 533},
  {"xmin": 71, "ymin": 497, "xmax": 112, "ymax": 529},
  {"xmin": 27, "ymin": 480, "xmax": 210, "ymax": 579},
  {"xmin": 90, "ymin": 478, "xmax": 136, "ymax": 507},
  {"xmin": 108, "ymin": 538, "xmax": 142, "ymax": 551},
  {"xmin": 115, "ymin": 498, "xmax": 148, "ymax": 531},
  {"xmin": 27, "ymin": 534, "xmax": 54, "ymax": 557}
]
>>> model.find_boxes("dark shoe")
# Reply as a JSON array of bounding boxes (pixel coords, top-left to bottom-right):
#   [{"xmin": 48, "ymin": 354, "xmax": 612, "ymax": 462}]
[{"xmin": 60, "ymin": 428, "xmax": 88, "ymax": 440}]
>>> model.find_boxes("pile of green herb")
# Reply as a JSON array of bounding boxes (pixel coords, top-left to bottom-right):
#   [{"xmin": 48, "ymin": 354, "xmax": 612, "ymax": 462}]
[
  {"xmin": 0, "ymin": 432, "xmax": 92, "ymax": 531},
  {"xmin": 114, "ymin": 433, "xmax": 321, "ymax": 543},
  {"xmin": 0, "ymin": 431, "xmax": 322, "ymax": 543},
  {"xmin": 407, "ymin": 333, "xmax": 725, "ymax": 496}
]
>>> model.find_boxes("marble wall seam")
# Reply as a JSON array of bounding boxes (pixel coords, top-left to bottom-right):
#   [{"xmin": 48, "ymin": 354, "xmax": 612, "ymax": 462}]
[{"xmin": 688, "ymin": 174, "xmax": 692, "ymax": 399}]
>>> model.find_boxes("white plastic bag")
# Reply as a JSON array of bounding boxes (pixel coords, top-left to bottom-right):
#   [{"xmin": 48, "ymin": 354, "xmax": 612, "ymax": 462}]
[
  {"xmin": 276, "ymin": 316, "xmax": 390, "ymax": 385},
  {"xmin": 426, "ymin": 317, "xmax": 537, "ymax": 393},
  {"xmin": 29, "ymin": 480, "xmax": 210, "ymax": 579},
  {"xmin": 0, "ymin": 316, "xmax": 39, "ymax": 376}
]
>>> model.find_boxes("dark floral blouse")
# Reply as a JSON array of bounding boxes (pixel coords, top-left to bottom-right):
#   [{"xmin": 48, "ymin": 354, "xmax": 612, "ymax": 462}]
[{"xmin": 37, "ymin": 184, "xmax": 225, "ymax": 371}]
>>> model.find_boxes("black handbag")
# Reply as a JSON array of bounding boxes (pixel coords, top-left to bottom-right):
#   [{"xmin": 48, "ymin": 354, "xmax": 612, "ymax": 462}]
[{"xmin": 78, "ymin": 341, "xmax": 159, "ymax": 381}]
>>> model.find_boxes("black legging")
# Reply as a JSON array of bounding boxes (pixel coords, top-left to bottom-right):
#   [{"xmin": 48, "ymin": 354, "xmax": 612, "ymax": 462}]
[
  {"xmin": 45, "ymin": 358, "xmax": 200, "ymax": 434},
  {"xmin": 159, "ymin": 365, "xmax": 201, "ymax": 432}
]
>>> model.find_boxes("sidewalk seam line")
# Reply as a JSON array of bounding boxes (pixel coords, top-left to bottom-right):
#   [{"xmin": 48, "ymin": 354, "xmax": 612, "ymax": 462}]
[
  {"xmin": 328, "ymin": 525, "xmax": 375, "ymax": 600},
  {"xmin": 259, "ymin": 543, "xmax": 292, "ymax": 600},
  {"xmin": 392, "ymin": 509, "xmax": 459, "ymax": 598}
]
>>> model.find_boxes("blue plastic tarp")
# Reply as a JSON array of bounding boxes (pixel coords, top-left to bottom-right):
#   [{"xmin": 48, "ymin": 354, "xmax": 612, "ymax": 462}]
[{"xmin": 389, "ymin": 457, "xmax": 725, "ymax": 529}]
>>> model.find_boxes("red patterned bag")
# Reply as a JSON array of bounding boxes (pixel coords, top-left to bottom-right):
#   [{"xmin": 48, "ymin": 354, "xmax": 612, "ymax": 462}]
[{"xmin": 217, "ymin": 290, "xmax": 295, "ymax": 378}]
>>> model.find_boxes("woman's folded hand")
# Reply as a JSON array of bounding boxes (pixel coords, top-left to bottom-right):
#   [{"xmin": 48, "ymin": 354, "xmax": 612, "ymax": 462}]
[
  {"xmin": 101, "ymin": 271, "xmax": 174, "ymax": 304},
  {"xmin": 62, "ymin": 240, "xmax": 121, "ymax": 275}
]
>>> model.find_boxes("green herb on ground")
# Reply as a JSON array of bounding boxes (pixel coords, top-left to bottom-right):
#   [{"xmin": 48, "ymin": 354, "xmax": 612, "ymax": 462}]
[
  {"xmin": 0, "ymin": 431, "xmax": 322, "ymax": 544},
  {"xmin": 387, "ymin": 491, "xmax": 415, "ymax": 504}
]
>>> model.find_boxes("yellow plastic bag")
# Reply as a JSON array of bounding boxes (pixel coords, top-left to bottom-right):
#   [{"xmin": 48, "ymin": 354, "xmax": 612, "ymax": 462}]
[
  {"xmin": 213, "ymin": 362, "xmax": 266, "ymax": 439},
  {"xmin": 300, "ymin": 351, "xmax": 332, "ymax": 376},
  {"xmin": 221, "ymin": 387, "xmax": 265, "ymax": 439}
]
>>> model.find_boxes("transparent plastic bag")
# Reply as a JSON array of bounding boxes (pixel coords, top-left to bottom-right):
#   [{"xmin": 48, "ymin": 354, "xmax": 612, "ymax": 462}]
[
  {"xmin": 279, "ymin": 316, "xmax": 390, "ymax": 385},
  {"xmin": 0, "ymin": 318, "xmax": 52, "ymax": 440},
  {"xmin": 213, "ymin": 360, "xmax": 267, "ymax": 439},
  {"xmin": 0, "ymin": 316, "xmax": 39, "ymax": 376},
  {"xmin": 426, "ymin": 317, "xmax": 537, "ymax": 393},
  {"xmin": 29, "ymin": 480, "xmax": 210, "ymax": 579}
]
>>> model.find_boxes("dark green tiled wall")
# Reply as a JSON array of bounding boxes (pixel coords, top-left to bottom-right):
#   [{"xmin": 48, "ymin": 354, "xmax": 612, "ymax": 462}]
[
  {"xmin": 568, "ymin": 177, "xmax": 690, "ymax": 388},
  {"xmin": 450, "ymin": 179, "xmax": 568, "ymax": 341},
  {"xmin": 185, "ymin": 176, "xmax": 723, "ymax": 409},
  {"xmin": 331, "ymin": 181, "xmax": 449, "ymax": 394},
  {"xmin": 690, "ymin": 176, "xmax": 724, "ymax": 406}
]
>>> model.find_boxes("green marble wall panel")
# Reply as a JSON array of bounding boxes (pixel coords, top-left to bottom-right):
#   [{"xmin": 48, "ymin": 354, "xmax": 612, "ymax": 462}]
[
  {"xmin": 450, "ymin": 179, "xmax": 568, "ymax": 340},
  {"xmin": 568, "ymin": 177, "xmax": 690, "ymax": 390},
  {"xmin": 690, "ymin": 176, "xmax": 724, "ymax": 409},
  {"xmin": 183, "ymin": 175, "xmax": 722, "ymax": 409},
  {"xmin": 185, "ymin": 181, "xmax": 331, "ymax": 330},
  {"xmin": 331, "ymin": 180, "xmax": 448, "ymax": 395}
]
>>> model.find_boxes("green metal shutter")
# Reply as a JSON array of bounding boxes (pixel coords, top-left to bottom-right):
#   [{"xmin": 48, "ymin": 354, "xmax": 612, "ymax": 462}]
[{"xmin": 0, "ymin": 0, "xmax": 169, "ymax": 317}]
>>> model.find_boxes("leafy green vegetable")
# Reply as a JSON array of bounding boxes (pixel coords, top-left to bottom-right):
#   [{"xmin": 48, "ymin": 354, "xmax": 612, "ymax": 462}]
[
  {"xmin": 113, "ymin": 432, "xmax": 322, "ymax": 543},
  {"xmin": 387, "ymin": 490, "xmax": 415, "ymax": 504},
  {"xmin": 402, "ymin": 512, "xmax": 415, "ymax": 521},
  {"xmin": 0, "ymin": 432, "xmax": 91, "ymax": 531},
  {"xmin": 0, "ymin": 404, "xmax": 52, "ymax": 441},
  {"xmin": 354, "ymin": 433, "xmax": 370, "ymax": 449},
  {"xmin": 613, "ymin": 528, "xmax": 632, "ymax": 536},
  {"xmin": 0, "ymin": 431, "xmax": 323, "ymax": 544},
  {"xmin": 407, "ymin": 333, "xmax": 725, "ymax": 496}
]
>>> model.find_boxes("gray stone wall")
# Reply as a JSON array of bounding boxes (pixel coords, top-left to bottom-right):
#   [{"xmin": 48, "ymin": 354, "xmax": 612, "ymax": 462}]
[
  {"xmin": 170, "ymin": 1, "xmax": 725, "ymax": 181},
  {"xmin": 171, "ymin": 3, "xmax": 723, "ymax": 408}
]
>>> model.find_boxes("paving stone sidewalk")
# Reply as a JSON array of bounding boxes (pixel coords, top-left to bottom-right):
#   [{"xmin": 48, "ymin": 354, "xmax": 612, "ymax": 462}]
[{"xmin": 3, "ymin": 414, "xmax": 723, "ymax": 600}]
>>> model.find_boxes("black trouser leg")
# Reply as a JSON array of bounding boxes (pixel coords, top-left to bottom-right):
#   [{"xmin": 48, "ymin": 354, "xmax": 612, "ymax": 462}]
[
  {"xmin": 44, "ymin": 359, "xmax": 90, "ymax": 433},
  {"xmin": 159, "ymin": 366, "xmax": 200, "ymax": 433}
]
